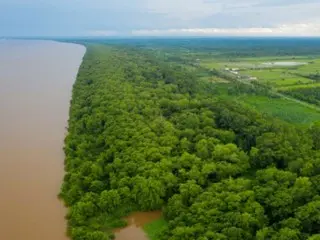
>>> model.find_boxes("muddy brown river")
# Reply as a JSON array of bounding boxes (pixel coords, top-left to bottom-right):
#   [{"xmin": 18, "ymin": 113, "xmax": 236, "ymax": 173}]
[
  {"xmin": 0, "ymin": 40, "xmax": 85, "ymax": 240},
  {"xmin": 114, "ymin": 211, "xmax": 162, "ymax": 240}
]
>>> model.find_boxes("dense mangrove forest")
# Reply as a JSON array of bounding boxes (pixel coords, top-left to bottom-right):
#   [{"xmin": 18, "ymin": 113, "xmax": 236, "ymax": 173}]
[{"xmin": 60, "ymin": 42, "xmax": 320, "ymax": 240}]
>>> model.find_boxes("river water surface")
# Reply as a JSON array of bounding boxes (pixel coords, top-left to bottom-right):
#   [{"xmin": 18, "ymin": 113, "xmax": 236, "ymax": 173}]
[
  {"xmin": 0, "ymin": 40, "xmax": 85, "ymax": 240},
  {"xmin": 114, "ymin": 211, "xmax": 162, "ymax": 240}
]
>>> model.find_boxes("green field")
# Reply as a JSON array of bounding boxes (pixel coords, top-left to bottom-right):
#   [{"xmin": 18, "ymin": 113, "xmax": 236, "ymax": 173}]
[
  {"xmin": 277, "ymin": 82, "xmax": 320, "ymax": 91},
  {"xmin": 268, "ymin": 77, "xmax": 313, "ymax": 86},
  {"xmin": 280, "ymin": 86, "xmax": 320, "ymax": 107},
  {"xmin": 240, "ymin": 55, "xmax": 315, "ymax": 62},
  {"xmin": 199, "ymin": 54, "xmax": 320, "ymax": 120},
  {"xmin": 239, "ymin": 95, "xmax": 320, "ymax": 125},
  {"xmin": 291, "ymin": 59, "xmax": 320, "ymax": 74},
  {"xmin": 240, "ymin": 69, "xmax": 293, "ymax": 80},
  {"xmin": 199, "ymin": 76, "xmax": 229, "ymax": 83},
  {"xmin": 200, "ymin": 56, "xmax": 320, "ymax": 89},
  {"xmin": 208, "ymin": 81, "xmax": 320, "ymax": 125}
]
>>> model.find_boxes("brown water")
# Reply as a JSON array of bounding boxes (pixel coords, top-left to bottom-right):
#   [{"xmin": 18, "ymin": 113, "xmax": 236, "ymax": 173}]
[
  {"xmin": 0, "ymin": 40, "xmax": 85, "ymax": 240},
  {"xmin": 114, "ymin": 211, "xmax": 162, "ymax": 240}
]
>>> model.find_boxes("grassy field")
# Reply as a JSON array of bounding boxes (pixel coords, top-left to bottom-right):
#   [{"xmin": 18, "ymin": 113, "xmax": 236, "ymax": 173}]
[
  {"xmin": 240, "ymin": 55, "xmax": 316, "ymax": 62},
  {"xmin": 277, "ymin": 82, "xmax": 320, "ymax": 91},
  {"xmin": 268, "ymin": 77, "xmax": 313, "ymax": 86},
  {"xmin": 239, "ymin": 95, "xmax": 320, "ymax": 125},
  {"xmin": 290, "ymin": 59, "xmax": 320, "ymax": 74},
  {"xmin": 201, "ymin": 61, "xmax": 222, "ymax": 69},
  {"xmin": 197, "ymin": 53, "xmax": 320, "ymax": 126},
  {"xmin": 205, "ymin": 80, "xmax": 320, "ymax": 126},
  {"xmin": 199, "ymin": 76, "xmax": 229, "ymax": 83},
  {"xmin": 200, "ymin": 56, "xmax": 320, "ymax": 88},
  {"xmin": 200, "ymin": 55, "xmax": 320, "ymax": 113},
  {"xmin": 143, "ymin": 218, "xmax": 168, "ymax": 240},
  {"xmin": 201, "ymin": 56, "xmax": 314, "ymax": 69}
]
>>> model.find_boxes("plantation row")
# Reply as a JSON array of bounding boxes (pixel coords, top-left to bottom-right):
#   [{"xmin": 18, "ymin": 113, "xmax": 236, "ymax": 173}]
[{"xmin": 280, "ymin": 87, "xmax": 320, "ymax": 106}]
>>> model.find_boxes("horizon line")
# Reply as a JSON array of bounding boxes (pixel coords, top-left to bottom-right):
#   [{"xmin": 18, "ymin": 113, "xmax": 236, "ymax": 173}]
[{"xmin": 3, "ymin": 35, "xmax": 320, "ymax": 40}]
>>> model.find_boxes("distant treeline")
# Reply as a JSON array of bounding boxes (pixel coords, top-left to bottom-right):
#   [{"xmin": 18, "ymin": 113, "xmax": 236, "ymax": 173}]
[{"xmin": 66, "ymin": 37, "xmax": 320, "ymax": 58}]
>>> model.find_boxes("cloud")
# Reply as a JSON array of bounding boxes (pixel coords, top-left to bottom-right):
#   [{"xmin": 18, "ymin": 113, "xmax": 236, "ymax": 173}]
[
  {"xmin": 1, "ymin": 0, "xmax": 320, "ymax": 36},
  {"xmin": 131, "ymin": 23, "xmax": 320, "ymax": 37},
  {"xmin": 256, "ymin": 0, "xmax": 319, "ymax": 7},
  {"xmin": 138, "ymin": 0, "xmax": 260, "ymax": 21},
  {"xmin": 198, "ymin": 1, "xmax": 320, "ymax": 30},
  {"xmin": 141, "ymin": 0, "xmax": 221, "ymax": 20}
]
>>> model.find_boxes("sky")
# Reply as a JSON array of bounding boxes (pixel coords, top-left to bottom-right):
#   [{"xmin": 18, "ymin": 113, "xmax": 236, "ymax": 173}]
[{"xmin": 1, "ymin": 0, "xmax": 320, "ymax": 37}]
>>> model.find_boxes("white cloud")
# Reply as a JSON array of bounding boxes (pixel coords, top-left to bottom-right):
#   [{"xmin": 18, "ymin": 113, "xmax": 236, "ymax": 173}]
[
  {"xmin": 141, "ymin": 0, "xmax": 222, "ymax": 20},
  {"xmin": 139, "ymin": 0, "xmax": 259, "ymax": 21},
  {"xmin": 131, "ymin": 23, "xmax": 320, "ymax": 36},
  {"xmin": 2, "ymin": 0, "xmax": 320, "ymax": 36}
]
